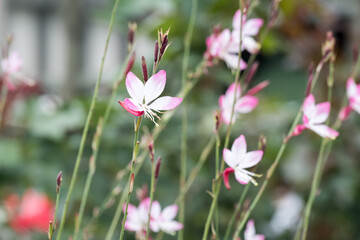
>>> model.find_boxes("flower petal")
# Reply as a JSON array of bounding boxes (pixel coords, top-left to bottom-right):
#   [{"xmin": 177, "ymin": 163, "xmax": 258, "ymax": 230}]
[
  {"xmin": 223, "ymin": 149, "xmax": 237, "ymax": 168},
  {"xmin": 234, "ymin": 170, "xmax": 251, "ymax": 185},
  {"xmin": 151, "ymin": 201, "xmax": 162, "ymax": 219},
  {"xmin": 118, "ymin": 98, "xmax": 144, "ymax": 116},
  {"xmin": 232, "ymin": 134, "xmax": 247, "ymax": 157},
  {"xmin": 245, "ymin": 220, "xmax": 256, "ymax": 239},
  {"xmin": 160, "ymin": 221, "xmax": 183, "ymax": 235},
  {"xmin": 243, "ymin": 19, "xmax": 263, "ymax": 36},
  {"xmin": 149, "ymin": 96, "xmax": 183, "ymax": 111},
  {"xmin": 210, "ymin": 29, "xmax": 231, "ymax": 57},
  {"xmin": 144, "ymin": 70, "xmax": 166, "ymax": 104},
  {"xmin": 311, "ymin": 102, "xmax": 330, "ymax": 124},
  {"xmin": 235, "ymin": 95, "xmax": 258, "ymax": 114},
  {"xmin": 243, "ymin": 36, "xmax": 261, "ymax": 54},
  {"xmin": 303, "ymin": 94, "xmax": 316, "ymax": 119},
  {"xmin": 125, "ymin": 71, "xmax": 145, "ymax": 103},
  {"xmin": 239, "ymin": 150, "xmax": 263, "ymax": 169},
  {"xmin": 222, "ymin": 53, "xmax": 247, "ymax": 70},
  {"xmin": 161, "ymin": 205, "xmax": 178, "ymax": 221},
  {"xmin": 307, "ymin": 124, "xmax": 339, "ymax": 140},
  {"xmin": 232, "ymin": 10, "xmax": 246, "ymax": 30},
  {"xmin": 347, "ymin": 77, "xmax": 357, "ymax": 98},
  {"xmin": 223, "ymin": 167, "xmax": 235, "ymax": 190}
]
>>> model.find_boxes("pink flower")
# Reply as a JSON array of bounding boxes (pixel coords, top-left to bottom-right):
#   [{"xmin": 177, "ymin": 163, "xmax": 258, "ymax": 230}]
[
  {"xmin": 223, "ymin": 135, "xmax": 263, "ymax": 189},
  {"xmin": 1, "ymin": 51, "xmax": 35, "ymax": 91},
  {"xmin": 346, "ymin": 77, "xmax": 360, "ymax": 114},
  {"xmin": 123, "ymin": 198, "xmax": 182, "ymax": 237},
  {"xmin": 208, "ymin": 29, "xmax": 247, "ymax": 70},
  {"xmin": 244, "ymin": 220, "xmax": 265, "ymax": 240},
  {"xmin": 293, "ymin": 94, "xmax": 339, "ymax": 140},
  {"xmin": 219, "ymin": 83, "xmax": 258, "ymax": 125},
  {"xmin": 4, "ymin": 189, "xmax": 54, "ymax": 233},
  {"xmin": 150, "ymin": 202, "xmax": 183, "ymax": 235},
  {"xmin": 118, "ymin": 70, "xmax": 183, "ymax": 125},
  {"xmin": 232, "ymin": 10, "xmax": 263, "ymax": 54}
]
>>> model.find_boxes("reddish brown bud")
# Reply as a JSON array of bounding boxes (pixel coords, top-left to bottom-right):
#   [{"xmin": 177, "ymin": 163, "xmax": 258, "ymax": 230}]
[
  {"xmin": 245, "ymin": 61, "xmax": 259, "ymax": 85},
  {"xmin": 159, "ymin": 35, "xmax": 168, "ymax": 61},
  {"xmin": 305, "ymin": 62, "xmax": 315, "ymax": 97},
  {"xmin": 215, "ymin": 111, "xmax": 221, "ymax": 132},
  {"xmin": 127, "ymin": 23, "xmax": 137, "ymax": 47},
  {"xmin": 258, "ymin": 134, "xmax": 267, "ymax": 153},
  {"xmin": 154, "ymin": 41, "xmax": 159, "ymax": 65},
  {"xmin": 141, "ymin": 56, "xmax": 148, "ymax": 82},
  {"xmin": 129, "ymin": 173, "xmax": 135, "ymax": 194},
  {"xmin": 148, "ymin": 142, "xmax": 155, "ymax": 163},
  {"xmin": 57, "ymin": 171, "xmax": 63, "ymax": 194},
  {"xmin": 155, "ymin": 157, "xmax": 162, "ymax": 180},
  {"xmin": 247, "ymin": 80, "xmax": 269, "ymax": 95},
  {"xmin": 125, "ymin": 52, "xmax": 136, "ymax": 76}
]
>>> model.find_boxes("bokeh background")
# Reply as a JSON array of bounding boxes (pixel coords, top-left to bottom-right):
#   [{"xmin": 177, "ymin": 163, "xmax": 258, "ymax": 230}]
[{"xmin": 1, "ymin": 0, "xmax": 360, "ymax": 239}]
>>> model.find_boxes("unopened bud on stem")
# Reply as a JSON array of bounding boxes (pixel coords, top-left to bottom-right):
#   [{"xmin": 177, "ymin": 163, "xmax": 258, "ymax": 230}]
[
  {"xmin": 154, "ymin": 41, "xmax": 159, "ymax": 65},
  {"xmin": 142, "ymin": 56, "xmax": 148, "ymax": 82},
  {"xmin": 125, "ymin": 52, "xmax": 136, "ymax": 76},
  {"xmin": 258, "ymin": 134, "xmax": 267, "ymax": 153},
  {"xmin": 245, "ymin": 61, "xmax": 259, "ymax": 85},
  {"xmin": 155, "ymin": 157, "xmax": 162, "ymax": 180},
  {"xmin": 57, "ymin": 171, "xmax": 63, "ymax": 194},
  {"xmin": 148, "ymin": 142, "xmax": 155, "ymax": 163},
  {"xmin": 127, "ymin": 23, "xmax": 137, "ymax": 50},
  {"xmin": 129, "ymin": 173, "xmax": 135, "ymax": 194}
]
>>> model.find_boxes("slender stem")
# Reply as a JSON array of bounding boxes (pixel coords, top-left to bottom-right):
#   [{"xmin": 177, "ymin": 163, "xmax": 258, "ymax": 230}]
[
  {"xmin": 119, "ymin": 116, "xmax": 142, "ymax": 240},
  {"xmin": 224, "ymin": 184, "xmax": 250, "ymax": 240},
  {"xmin": 214, "ymin": 131, "xmax": 221, "ymax": 238},
  {"xmin": 48, "ymin": 182, "xmax": 61, "ymax": 239},
  {"xmin": 0, "ymin": 80, "xmax": 8, "ymax": 126},
  {"xmin": 55, "ymin": 0, "xmax": 121, "ymax": 239},
  {"xmin": 146, "ymin": 155, "xmax": 157, "ymax": 239},
  {"xmin": 179, "ymin": 0, "xmax": 198, "ymax": 238}
]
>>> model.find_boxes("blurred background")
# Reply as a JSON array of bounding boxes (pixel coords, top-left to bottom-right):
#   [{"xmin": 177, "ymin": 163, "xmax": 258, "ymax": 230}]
[{"xmin": 1, "ymin": 0, "xmax": 360, "ymax": 239}]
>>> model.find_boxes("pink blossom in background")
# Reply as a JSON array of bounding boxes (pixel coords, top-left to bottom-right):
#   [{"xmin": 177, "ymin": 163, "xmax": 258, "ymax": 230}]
[
  {"xmin": 223, "ymin": 135, "xmax": 263, "ymax": 189},
  {"xmin": 219, "ymin": 83, "xmax": 258, "ymax": 125},
  {"xmin": 345, "ymin": 77, "xmax": 360, "ymax": 115},
  {"xmin": 4, "ymin": 189, "xmax": 53, "ymax": 233},
  {"xmin": 118, "ymin": 70, "xmax": 182, "ymax": 125},
  {"xmin": 232, "ymin": 10, "xmax": 263, "ymax": 54},
  {"xmin": 123, "ymin": 198, "xmax": 182, "ymax": 237},
  {"xmin": 1, "ymin": 51, "xmax": 35, "ymax": 91},
  {"xmin": 293, "ymin": 94, "xmax": 339, "ymax": 140},
  {"xmin": 244, "ymin": 220, "xmax": 265, "ymax": 240}
]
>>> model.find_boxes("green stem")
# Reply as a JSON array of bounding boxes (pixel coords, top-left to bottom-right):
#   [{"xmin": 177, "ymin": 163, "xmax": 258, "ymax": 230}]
[
  {"xmin": 224, "ymin": 183, "xmax": 250, "ymax": 240},
  {"xmin": 48, "ymin": 181, "xmax": 61, "ymax": 239},
  {"xmin": 55, "ymin": 0, "xmax": 121, "ymax": 239},
  {"xmin": 145, "ymin": 159, "xmax": 156, "ymax": 239},
  {"xmin": 0, "ymin": 80, "xmax": 8, "ymax": 126},
  {"xmin": 179, "ymin": 0, "xmax": 198, "ymax": 238},
  {"xmin": 214, "ymin": 131, "xmax": 221, "ymax": 239},
  {"xmin": 119, "ymin": 116, "xmax": 142, "ymax": 240}
]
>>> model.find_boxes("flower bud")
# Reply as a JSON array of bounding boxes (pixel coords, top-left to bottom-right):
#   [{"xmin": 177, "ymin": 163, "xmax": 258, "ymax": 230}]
[
  {"xmin": 127, "ymin": 22, "xmax": 137, "ymax": 50},
  {"xmin": 322, "ymin": 31, "xmax": 335, "ymax": 58},
  {"xmin": 155, "ymin": 157, "xmax": 162, "ymax": 180},
  {"xmin": 148, "ymin": 142, "xmax": 155, "ymax": 163},
  {"xmin": 57, "ymin": 171, "xmax": 63, "ymax": 194},
  {"xmin": 258, "ymin": 134, "xmax": 267, "ymax": 153},
  {"xmin": 214, "ymin": 111, "xmax": 221, "ymax": 133},
  {"xmin": 141, "ymin": 56, "xmax": 148, "ymax": 82},
  {"xmin": 247, "ymin": 80, "xmax": 269, "ymax": 95},
  {"xmin": 245, "ymin": 61, "xmax": 259, "ymax": 85},
  {"xmin": 154, "ymin": 41, "xmax": 159, "ymax": 65},
  {"xmin": 125, "ymin": 52, "xmax": 136, "ymax": 76},
  {"xmin": 129, "ymin": 173, "xmax": 135, "ymax": 194}
]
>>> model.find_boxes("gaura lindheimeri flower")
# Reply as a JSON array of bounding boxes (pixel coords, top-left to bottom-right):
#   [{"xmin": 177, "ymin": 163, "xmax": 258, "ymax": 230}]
[
  {"xmin": 342, "ymin": 77, "xmax": 360, "ymax": 117},
  {"xmin": 123, "ymin": 198, "xmax": 182, "ymax": 237},
  {"xmin": 293, "ymin": 94, "xmax": 339, "ymax": 140},
  {"xmin": 223, "ymin": 135, "xmax": 263, "ymax": 189},
  {"xmin": 4, "ymin": 189, "xmax": 54, "ymax": 233},
  {"xmin": 118, "ymin": 70, "xmax": 182, "ymax": 125},
  {"xmin": 232, "ymin": 10, "xmax": 263, "ymax": 54},
  {"xmin": 244, "ymin": 220, "xmax": 265, "ymax": 240},
  {"xmin": 207, "ymin": 29, "xmax": 247, "ymax": 70},
  {"xmin": 1, "ymin": 51, "xmax": 35, "ymax": 91},
  {"xmin": 219, "ymin": 83, "xmax": 259, "ymax": 125}
]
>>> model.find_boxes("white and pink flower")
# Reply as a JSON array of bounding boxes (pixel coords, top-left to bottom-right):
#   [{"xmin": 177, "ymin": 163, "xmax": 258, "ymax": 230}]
[
  {"xmin": 293, "ymin": 94, "xmax": 339, "ymax": 140},
  {"xmin": 123, "ymin": 198, "xmax": 182, "ymax": 237},
  {"xmin": 223, "ymin": 134, "xmax": 263, "ymax": 188},
  {"xmin": 232, "ymin": 10, "xmax": 263, "ymax": 54},
  {"xmin": 219, "ymin": 83, "xmax": 259, "ymax": 125},
  {"xmin": 118, "ymin": 70, "xmax": 182, "ymax": 125},
  {"xmin": 244, "ymin": 219, "xmax": 265, "ymax": 240},
  {"xmin": 340, "ymin": 77, "xmax": 360, "ymax": 120}
]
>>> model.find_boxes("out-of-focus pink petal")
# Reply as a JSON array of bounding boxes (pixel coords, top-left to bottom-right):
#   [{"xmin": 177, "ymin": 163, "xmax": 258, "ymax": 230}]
[
  {"xmin": 245, "ymin": 220, "xmax": 256, "ymax": 239},
  {"xmin": 226, "ymin": 83, "xmax": 241, "ymax": 97},
  {"xmin": 247, "ymin": 80, "xmax": 269, "ymax": 95},
  {"xmin": 243, "ymin": 19, "xmax": 263, "ymax": 36},
  {"xmin": 210, "ymin": 29, "xmax": 231, "ymax": 57},
  {"xmin": 339, "ymin": 105, "xmax": 353, "ymax": 121},
  {"xmin": 219, "ymin": 95, "xmax": 225, "ymax": 109},
  {"xmin": 293, "ymin": 124, "xmax": 306, "ymax": 136},
  {"xmin": 161, "ymin": 205, "xmax": 178, "ymax": 221},
  {"xmin": 346, "ymin": 78, "xmax": 357, "ymax": 98},
  {"xmin": 223, "ymin": 167, "xmax": 235, "ymax": 190},
  {"xmin": 151, "ymin": 201, "xmax": 162, "ymax": 219},
  {"xmin": 307, "ymin": 124, "xmax": 339, "ymax": 140},
  {"xmin": 236, "ymin": 95, "xmax": 258, "ymax": 114},
  {"xmin": 303, "ymin": 94, "xmax": 316, "ymax": 119},
  {"xmin": 149, "ymin": 96, "xmax": 182, "ymax": 111},
  {"xmin": 223, "ymin": 149, "xmax": 237, "ymax": 168},
  {"xmin": 160, "ymin": 221, "xmax": 183, "ymax": 235},
  {"xmin": 243, "ymin": 36, "xmax": 261, "ymax": 54},
  {"xmin": 234, "ymin": 170, "xmax": 251, "ymax": 185},
  {"xmin": 311, "ymin": 102, "xmax": 330, "ymax": 124},
  {"xmin": 144, "ymin": 70, "xmax": 166, "ymax": 104},
  {"xmin": 125, "ymin": 71, "xmax": 145, "ymax": 103},
  {"xmin": 232, "ymin": 10, "xmax": 246, "ymax": 30},
  {"xmin": 221, "ymin": 109, "xmax": 236, "ymax": 125},
  {"xmin": 239, "ymin": 150, "xmax": 263, "ymax": 169},
  {"xmin": 223, "ymin": 53, "xmax": 247, "ymax": 70},
  {"xmin": 125, "ymin": 221, "xmax": 142, "ymax": 231},
  {"xmin": 118, "ymin": 98, "xmax": 144, "ymax": 116},
  {"xmin": 232, "ymin": 134, "xmax": 247, "ymax": 157}
]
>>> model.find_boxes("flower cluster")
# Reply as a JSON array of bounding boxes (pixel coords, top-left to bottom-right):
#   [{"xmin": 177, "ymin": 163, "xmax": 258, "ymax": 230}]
[
  {"xmin": 205, "ymin": 9, "xmax": 263, "ymax": 70},
  {"xmin": 123, "ymin": 198, "xmax": 183, "ymax": 238}
]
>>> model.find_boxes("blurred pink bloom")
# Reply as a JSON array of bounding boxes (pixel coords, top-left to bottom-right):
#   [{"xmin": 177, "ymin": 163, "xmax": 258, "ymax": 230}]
[
  {"xmin": 346, "ymin": 78, "xmax": 360, "ymax": 114},
  {"xmin": 244, "ymin": 220, "xmax": 265, "ymax": 240},
  {"xmin": 123, "ymin": 198, "xmax": 182, "ymax": 237},
  {"xmin": 1, "ymin": 51, "xmax": 35, "ymax": 91},
  {"xmin": 232, "ymin": 10, "xmax": 263, "ymax": 54},
  {"xmin": 219, "ymin": 83, "xmax": 258, "ymax": 125},
  {"xmin": 118, "ymin": 70, "xmax": 182, "ymax": 124},
  {"xmin": 4, "ymin": 189, "xmax": 54, "ymax": 233},
  {"xmin": 223, "ymin": 135, "xmax": 263, "ymax": 189},
  {"xmin": 293, "ymin": 94, "xmax": 338, "ymax": 140},
  {"xmin": 207, "ymin": 29, "xmax": 247, "ymax": 70}
]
